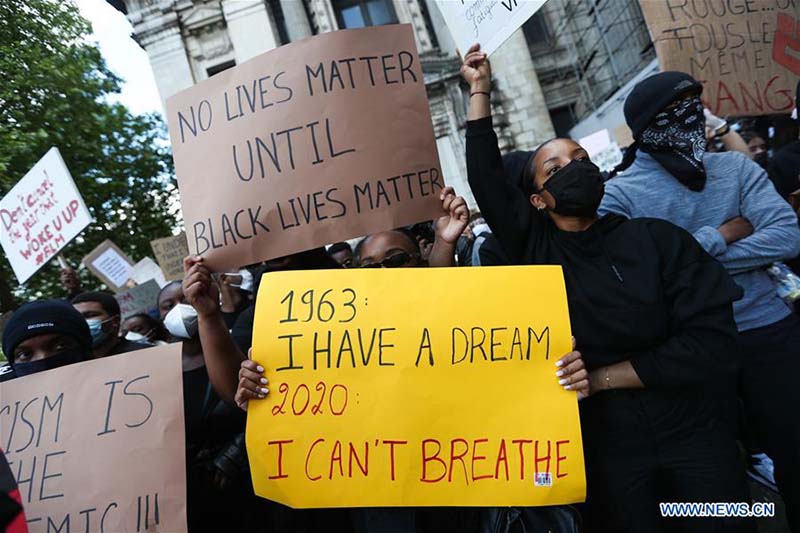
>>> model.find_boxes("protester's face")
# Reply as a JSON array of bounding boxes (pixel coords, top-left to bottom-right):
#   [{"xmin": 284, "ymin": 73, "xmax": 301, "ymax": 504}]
[
  {"xmin": 73, "ymin": 301, "xmax": 119, "ymax": 336},
  {"xmin": 74, "ymin": 301, "xmax": 110, "ymax": 322},
  {"xmin": 158, "ymin": 285, "xmax": 185, "ymax": 320},
  {"xmin": 330, "ymin": 248, "xmax": 353, "ymax": 267},
  {"xmin": 12, "ymin": 333, "xmax": 82, "ymax": 363},
  {"xmin": 748, "ymin": 136, "xmax": 767, "ymax": 157},
  {"xmin": 529, "ymin": 139, "xmax": 591, "ymax": 211},
  {"xmin": 123, "ymin": 316, "xmax": 154, "ymax": 339},
  {"xmin": 358, "ymin": 232, "xmax": 422, "ymax": 268}
]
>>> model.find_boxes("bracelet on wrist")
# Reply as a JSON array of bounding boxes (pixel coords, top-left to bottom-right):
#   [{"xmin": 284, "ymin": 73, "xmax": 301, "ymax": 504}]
[
  {"xmin": 470, "ymin": 91, "xmax": 490, "ymax": 98},
  {"xmin": 714, "ymin": 124, "xmax": 730, "ymax": 138}
]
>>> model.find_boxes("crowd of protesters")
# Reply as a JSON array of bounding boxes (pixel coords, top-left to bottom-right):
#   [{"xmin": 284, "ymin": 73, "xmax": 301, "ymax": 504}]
[{"xmin": 2, "ymin": 44, "xmax": 800, "ymax": 533}]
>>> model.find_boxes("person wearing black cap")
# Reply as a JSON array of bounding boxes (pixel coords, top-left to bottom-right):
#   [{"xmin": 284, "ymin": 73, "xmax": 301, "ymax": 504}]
[
  {"xmin": 72, "ymin": 291, "xmax": 151, "ymax": 358},
  {"xmin": 2, "ymin": 299, "xmax": 92, "ymax": 377},
  {"xmin": 600, "ymin": 71, "xmax": 800, "ymax": 531},
  {"xmin": 461, "ymin": 44, "xmax": 752, "ymax": 531},
  {"xmin": 769, "ymin": 80, "xmax": 800, "ymax": 200}
]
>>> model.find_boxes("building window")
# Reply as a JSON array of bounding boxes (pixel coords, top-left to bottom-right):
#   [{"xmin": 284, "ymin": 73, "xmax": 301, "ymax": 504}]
[
  {"xmin": 522, "ymin": 11, "xmax": 550, "ymax": 48},
  {"xmin": 207, "ymin": 60, "xmax": 236, "ymax": 78},
  {"xmin": 417, "ymin": 0, "xmax": 439, "ymax": 50},
  {"xmin": 267, "ymin": 0, "xmax": 291, "ymax": 44},
  {"xmin": 334, "ymin": 0, "xmax": 398, "ymax": 29},
  {"xmin": 549, "ymin": 104, "xmax": 576, "ymax": 138}
]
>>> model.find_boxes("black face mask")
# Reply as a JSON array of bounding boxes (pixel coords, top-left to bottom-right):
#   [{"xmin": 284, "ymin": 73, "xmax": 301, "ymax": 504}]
[
  {"xmin": 542, "ymin": 159, "xmax": 605, "ymax": 217},
  {"xmin": 754, "ymin": 152, "xmax": 769, "ymax": 169},
  {"xmin": 13, "ymin": 349, "xmax": 84, "ymax": 377}
]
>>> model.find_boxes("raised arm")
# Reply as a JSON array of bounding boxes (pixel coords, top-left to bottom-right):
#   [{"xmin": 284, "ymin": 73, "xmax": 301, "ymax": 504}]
[
  {"xmin": 428, "ymin": 186, "xmax": 469, "ymax": 267},
  {"xmin": 704, "ymin": 109, "xmax": 751, "ymax": 158},
  {"xmin": 183, "ymin": 256, "xmax": 247, "ymax": 404},
  {"xmin": 462, "ymin": 44, "xmax": 537, "ymax": 263}
]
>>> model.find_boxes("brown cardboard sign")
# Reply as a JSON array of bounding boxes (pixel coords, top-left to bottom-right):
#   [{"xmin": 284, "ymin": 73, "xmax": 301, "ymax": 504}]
[
  {"xmin": 0, "ymin": 344, "xmax": 187, "ymax": 532},
  {"xmin": 166, "ymin": 24, "xmax": 445, "ymax": 272},
  {"xmin": 81, "ymin": 239, "xmax": 135, "ymax": 292},
  {"xmin": 150, "ymin": 232, "xmax": 189, "ymax": 281},
  {"xmin": 639, "ymin": 0, "xmax": 800, "ymax": 117}
]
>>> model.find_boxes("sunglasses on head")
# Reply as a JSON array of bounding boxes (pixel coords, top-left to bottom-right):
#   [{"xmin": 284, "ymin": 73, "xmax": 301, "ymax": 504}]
[{"xmin": 359, "ymin": 251, "xmax": 419, "ymax": 269}]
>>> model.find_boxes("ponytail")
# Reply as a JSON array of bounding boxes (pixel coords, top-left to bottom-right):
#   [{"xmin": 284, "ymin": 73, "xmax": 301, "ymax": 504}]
[{"xmin": 609, "ymin": 141, "xmax": 639, "ymax": 179}]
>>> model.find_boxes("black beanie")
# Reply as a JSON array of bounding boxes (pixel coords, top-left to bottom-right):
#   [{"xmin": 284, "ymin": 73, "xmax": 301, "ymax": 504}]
[
  {"xmin": 624, "ymin": 71, "xmax": 703, "ymax": 140},
  {"xmin": 2, "ymin": 300, "xmax": 92, "ymax": 362}
]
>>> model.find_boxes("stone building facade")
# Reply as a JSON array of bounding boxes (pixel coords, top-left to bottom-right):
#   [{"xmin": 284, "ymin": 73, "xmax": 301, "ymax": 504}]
[
  {"xmin": 108, "ymin": 0, "xmax": 558, "ymax": 208},
  {"xmin": 522, "ymin": 0, "xmax": 656, "ymax": 138},
  {"xmin": 108, "ymin": 0, "xmax": 654, "ymax": 206}
]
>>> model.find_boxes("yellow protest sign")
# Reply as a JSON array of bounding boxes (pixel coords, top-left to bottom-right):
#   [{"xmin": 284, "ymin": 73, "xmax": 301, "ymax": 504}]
[{"xmin": 247, "ymin": 266, "xmax": 586, "ymax": 508}]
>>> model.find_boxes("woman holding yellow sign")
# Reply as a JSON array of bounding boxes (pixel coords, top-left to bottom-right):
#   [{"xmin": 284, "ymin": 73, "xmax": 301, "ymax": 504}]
[{"xmin": 460, "ymin": 44, "xmax": 753, "ymax": 532}]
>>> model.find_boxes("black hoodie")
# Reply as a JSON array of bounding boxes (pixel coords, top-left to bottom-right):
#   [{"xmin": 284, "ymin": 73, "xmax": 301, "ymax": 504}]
[{"xmin": 466, "ymin": 117, "xmax": 743, "ymax": 392}]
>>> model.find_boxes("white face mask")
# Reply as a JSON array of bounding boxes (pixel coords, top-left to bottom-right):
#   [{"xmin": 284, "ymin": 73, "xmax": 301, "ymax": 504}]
[
  {"xmin": 472, "ymin": 223, "xmax": 490, "ymax": 236},
  {"xmin": 225, "ymin": 269, "xmax": 254, "ymax": 293},
  {"xmin": 163, "ymin": 303, "xmax": 199, "ymax": 339},
  {"xmin": 125, "ymin": 331, "xmax": 149, "ymax": 343}
]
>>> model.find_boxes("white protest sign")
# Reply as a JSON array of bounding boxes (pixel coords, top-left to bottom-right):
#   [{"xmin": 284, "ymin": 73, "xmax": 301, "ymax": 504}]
[
  {"xmin": 578, "ymin": 129, "xmax": 623, "ymax": 173},
  {"xmin": 82, "ymin": 240, "xmax": 135, "ymax": 292},
  {"xmin": 0, "ymin": 147, "xmax": 92, "ymax": 284},
  {"xmin": 435, "ymin": 0, "xmax": 547, "ymax": 55},
  {"xmin": 92, "ymin": 248, "xmax": 131, "ymax": 288},
  {"xmin": 129, "ymin": 257, "xmax": 168, "ymax": 288}
]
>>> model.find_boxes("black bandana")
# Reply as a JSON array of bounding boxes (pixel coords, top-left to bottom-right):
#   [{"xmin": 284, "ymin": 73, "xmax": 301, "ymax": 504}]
[{"xmin": 640, "ymin": 95, "xmax": 707, "ymax": 191}]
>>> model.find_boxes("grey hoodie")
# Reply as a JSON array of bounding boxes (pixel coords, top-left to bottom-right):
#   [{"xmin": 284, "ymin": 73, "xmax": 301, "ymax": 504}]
[{"xmin": 600, "ymin": 150, "xmax": 800, "ymax": 332}]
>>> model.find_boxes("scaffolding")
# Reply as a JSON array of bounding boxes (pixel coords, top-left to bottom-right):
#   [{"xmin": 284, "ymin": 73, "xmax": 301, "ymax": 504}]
[{"xmin": 528, "ymin": 0, "xmax": 656, "ymax": 127}]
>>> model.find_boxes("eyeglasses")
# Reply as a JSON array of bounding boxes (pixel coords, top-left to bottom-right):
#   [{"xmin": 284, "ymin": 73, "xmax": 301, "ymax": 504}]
[{"xmin": 359, "ymin": 251, "xmax": 419, "ymax": 269}]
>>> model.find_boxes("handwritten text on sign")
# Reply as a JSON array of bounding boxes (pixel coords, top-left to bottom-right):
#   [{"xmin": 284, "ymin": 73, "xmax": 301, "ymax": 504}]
[
  {"xmin": 82, "ymin": 239, "xmax": 135, "ymax": 293},
  {"xmin": 0, "ymin": 147, "xmax": 92, "ymax": 284},
  {"xmin": 435, "ymin": 0, "xmax": 547, "ymax": 56},
  {"xmin": 640, "ymin": 0, "xmax": 800, "ymax": 117},
  {"xmin": 247, "ymin": 267, "xmax": 586, "ymax": 508},
  {"xmin": 167, "ymin": 25, "xmax": 444, "ymax": 272},
  {"xmin": 0, "ymin": 345, "xmax": 187, "ymax": 532},
  {"xmin": 150, "ymin": 232, "xmax": 190, "ymax": 281}
]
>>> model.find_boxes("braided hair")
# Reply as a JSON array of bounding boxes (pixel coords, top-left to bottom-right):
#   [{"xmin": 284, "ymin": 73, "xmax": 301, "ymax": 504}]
[{"xmin": 608, "ymin": 141, "xmax": 639, "ymax": 179}]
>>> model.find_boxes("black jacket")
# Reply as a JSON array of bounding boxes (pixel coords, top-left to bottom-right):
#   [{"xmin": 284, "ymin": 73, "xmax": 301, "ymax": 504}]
[
  {"xmin": 466, "ymin": 117, "xmax": 743, "ymax": 389},
  {"xmin": 768, "ymin": 139, "xmax": 800, "ymax": 198}
]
